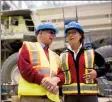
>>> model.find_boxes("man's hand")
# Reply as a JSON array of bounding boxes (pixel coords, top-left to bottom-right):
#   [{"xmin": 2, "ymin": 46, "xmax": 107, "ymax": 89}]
[
  {"xmin": 83, "ymin": 69, "xmax": 97, "ymax": 80},
  {"xmin": 50, "ymin": 77, "xmax": 61, "ymax": 85},
  {"xmin": 41, "ymin": 77, "xmax": 60, "ymax": 94},
  {"xmin": 41, "ymin": 77, "xmax": 53, "ymax": 88}
]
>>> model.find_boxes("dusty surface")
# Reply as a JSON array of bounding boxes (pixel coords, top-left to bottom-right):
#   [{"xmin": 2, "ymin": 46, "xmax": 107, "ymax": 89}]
[{"xmin": 98, "ymin": 97, "xmax": 112, "ymax": 102}]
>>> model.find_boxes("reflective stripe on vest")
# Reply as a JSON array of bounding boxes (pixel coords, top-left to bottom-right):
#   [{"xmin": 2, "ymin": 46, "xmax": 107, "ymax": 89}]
[
  {"xmin": 62, "ymin": 83, "xmax": 98, "ymax": 94},
  {"xmin": 84, "ymin": 49, "xmax": 94, "ymax": 84},
  {"xmin": 27, "ymin": 42, "xmax": 40, "ymax": 66},
  {"xmin": 38, "ymin": 68, "xmax": 55, "ymax": 77},
  {"xmin": 60, "ymin": 53, "xmax": 71, "ymax": 84}
]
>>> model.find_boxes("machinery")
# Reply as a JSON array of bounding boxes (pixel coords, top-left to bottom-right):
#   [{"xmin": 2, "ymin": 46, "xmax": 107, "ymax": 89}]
[
  {"xmin": 1, "ymin": 9, "xmax": 37, "ymax": 100},
  {"xmin": 1, "ymin": 2, "xmax": 112, "ymax": 100}
]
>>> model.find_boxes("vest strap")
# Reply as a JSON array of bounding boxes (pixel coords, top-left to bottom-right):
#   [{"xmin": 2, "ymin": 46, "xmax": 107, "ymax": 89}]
[
  {"xmin": 84, "ymin": 49, "xmax": 94, "ymax": 84},
  {"xmin": 60, "ymin": 53, "xmax": 71, "ymax": 84},
  {"xmin": 38, "ymin": 68, "xmax": 55, "ymax": 77},
  {"xmin": 84, "ymin": 49, "xmax": 94, "ymax": 68},
  {"xmin": 62, "ymin": 83, "xmax": 98, "ymax": 93}
]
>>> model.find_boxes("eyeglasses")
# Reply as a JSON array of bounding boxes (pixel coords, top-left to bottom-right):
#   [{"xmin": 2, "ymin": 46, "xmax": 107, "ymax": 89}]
[
  {"xmin": 66, "ymin": 31, "xmax": 77, "ymax": 37},
  {"xmin": 43, "ymin": 30, "xmax": 55, "ymax": 35}
]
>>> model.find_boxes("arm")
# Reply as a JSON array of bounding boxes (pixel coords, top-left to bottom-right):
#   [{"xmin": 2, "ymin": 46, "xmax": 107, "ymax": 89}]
[
  {"xmin": 94, "ymin": 51, "xmax": 111, "ymax": 77},
  {"xmin": 41, "ymin": 53, "xmax": 65, "ymax": 94},
  {"xmin": 42, "ymin": 54, "xmax": 65, "ymax": 86},
  {"xmin": 17, "ymin": 43, "xmax": 44, "ymax": 85},
  {"xmin": 57, "ymin": 67, "xmax": 65, "ymax": 86},
  {"xmin": 55, "ymin": 54, "xmax": 65, "ymax": 86}
]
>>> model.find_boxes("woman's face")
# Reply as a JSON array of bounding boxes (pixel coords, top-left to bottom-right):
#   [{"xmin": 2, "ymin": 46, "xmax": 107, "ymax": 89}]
[{"xmin": 66, "ymin": 29, "xmax": 81, "ymax": 45}]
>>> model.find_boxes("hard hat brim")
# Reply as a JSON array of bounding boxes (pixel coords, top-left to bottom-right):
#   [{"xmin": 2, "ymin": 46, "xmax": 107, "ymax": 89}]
[
  {"xmin": 65, "ymin": 27, "xmax": 84, "ymax": 34},
  {"xmin": 35, "ymin": 28, "xmax": 59, "ymax": 35}
]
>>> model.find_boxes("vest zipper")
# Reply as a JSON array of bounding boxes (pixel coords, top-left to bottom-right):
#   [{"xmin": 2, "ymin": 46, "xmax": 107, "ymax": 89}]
[
  {"xmin": 69, "ymin": 49, "xmax": 83, "ymax": 95},
  {"xmin": 73, "ymin": 58, "xmax": 80, "ymax": 95}
]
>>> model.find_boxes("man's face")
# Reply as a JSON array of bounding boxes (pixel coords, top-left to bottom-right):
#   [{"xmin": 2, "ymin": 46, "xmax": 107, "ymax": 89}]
[
  {"xmin": 40, "ymin": 30, "xmax": 56, "ymax": 46},
  {"xmin": 66, "ymin": 29, "xmax": 81, "ymax": 45}
]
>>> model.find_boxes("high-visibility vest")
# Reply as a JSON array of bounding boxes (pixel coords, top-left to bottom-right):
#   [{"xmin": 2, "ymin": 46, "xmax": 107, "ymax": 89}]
[
  {"xmin": 60, "ymin": 49, "xmax": 99, "ymax": 95},
  {"xmin": 18, "ymin": 41, "xmax": 60, "ymax": 102}
]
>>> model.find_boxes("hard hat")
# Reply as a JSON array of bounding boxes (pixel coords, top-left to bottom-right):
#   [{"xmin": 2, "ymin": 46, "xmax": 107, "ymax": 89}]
[
  {"xmin": 65, "ymin": 21, "xmax": 84, "ymax": 35},
  {"xmin": 35, "ymin": 22, "xmax": 59, "ymax": 35}
]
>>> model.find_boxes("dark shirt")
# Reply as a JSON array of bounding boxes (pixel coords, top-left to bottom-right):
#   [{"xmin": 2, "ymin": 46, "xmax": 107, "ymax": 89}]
[{"xmin": 94, "ymin": 51, "xmax": 111, "ymax": 77}]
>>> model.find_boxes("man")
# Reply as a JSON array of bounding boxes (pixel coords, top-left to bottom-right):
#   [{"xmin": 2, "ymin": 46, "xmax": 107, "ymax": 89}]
[
  {"xmin": 17, "ymin": 22, "xmax": 65, "ymax": 102},
  {"xmin": 60, "ymin": 21, "xmax": 111, "ymax": 102}
]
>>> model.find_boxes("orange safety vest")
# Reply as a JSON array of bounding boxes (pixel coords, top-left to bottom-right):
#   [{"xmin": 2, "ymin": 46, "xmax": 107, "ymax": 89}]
[
  {"xmin": 18, "ymin": 41, "xmax": 60, "ymax": 102},
  {"xmin": 60, "ymin": 49, "xmax": 99, "ymax": 95}
]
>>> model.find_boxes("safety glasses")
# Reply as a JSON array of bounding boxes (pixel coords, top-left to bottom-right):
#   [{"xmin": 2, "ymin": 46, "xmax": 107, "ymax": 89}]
[{"xmin": 43, "ymin": 30, "xmax": 55, "ymax": 35}]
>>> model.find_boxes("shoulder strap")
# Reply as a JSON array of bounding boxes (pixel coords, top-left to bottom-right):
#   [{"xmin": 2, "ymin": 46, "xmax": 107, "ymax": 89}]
[
  {"xmin": 84, "ymin": 49, "xmax": 95, "ymax": 84},
  {"xmin": 84, "ymin": 49, "xmax": 94, "ymax": 68},
  {"xmin": 60, "ymin": 52, "xmax": 71, "ymax": 84},
  {"xmin": 23, "ymin": 41, "xmax": 39, "ymax": 66}
]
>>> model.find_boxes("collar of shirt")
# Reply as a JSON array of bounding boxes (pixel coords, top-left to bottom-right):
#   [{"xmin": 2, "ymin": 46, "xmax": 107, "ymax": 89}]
[
  {"xmin": 39, "ymin": 41, "xmax": 49, "ymax": 50},
  {"xmin": 67, "ymin": 44, "xmax": 82, "ymax": 60}
]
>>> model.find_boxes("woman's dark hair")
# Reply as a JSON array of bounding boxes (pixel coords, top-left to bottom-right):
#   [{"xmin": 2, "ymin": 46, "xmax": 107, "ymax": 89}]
[{"xmin": 77, "ymin": 29, "xmax": 84, "ymax": 43}]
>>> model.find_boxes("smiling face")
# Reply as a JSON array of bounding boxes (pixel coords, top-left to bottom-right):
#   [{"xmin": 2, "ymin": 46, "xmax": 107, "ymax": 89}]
[
  {"xmin": 38, "ymin": 29, "xmax": 56, "ymax": 46},
  {"xmin": 66, "ymin": 29, "xmax": 82, "ymax": 45}
]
